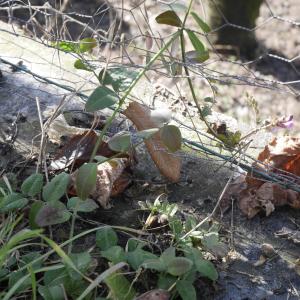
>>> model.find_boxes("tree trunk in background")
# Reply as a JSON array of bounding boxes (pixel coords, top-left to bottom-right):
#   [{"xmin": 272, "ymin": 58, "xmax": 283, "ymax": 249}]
[{"xmin": 208, "ymin": 0, "xmax": 263, "ymax": 57}]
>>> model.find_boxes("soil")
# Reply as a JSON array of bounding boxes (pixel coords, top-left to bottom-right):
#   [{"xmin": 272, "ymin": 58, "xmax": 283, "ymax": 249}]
[{"xmin": 0, "ymin": 1, "xmax": 300, "ymax": 299}]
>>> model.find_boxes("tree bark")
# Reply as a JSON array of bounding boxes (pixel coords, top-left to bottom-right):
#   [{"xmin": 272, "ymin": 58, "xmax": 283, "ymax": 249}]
[{"xmin": 208, "ymin": 0, "xmax": 263, "ymax": 57}]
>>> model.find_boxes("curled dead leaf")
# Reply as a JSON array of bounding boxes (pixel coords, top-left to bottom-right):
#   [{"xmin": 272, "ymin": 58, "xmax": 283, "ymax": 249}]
[
  {"xmin": 123, "ymin": 101, "xmax": 181, "ymax": 182},
  {"xmin": 70, "ymin": 158, "xmax": 131, "ymax": 208},
  {"xmin": 224, "ymin": 136, "xmax": 300, "ymax": 218},
  {"xmin": 253, "ymin": 255, "xmax": 267, "ymax": 267}
]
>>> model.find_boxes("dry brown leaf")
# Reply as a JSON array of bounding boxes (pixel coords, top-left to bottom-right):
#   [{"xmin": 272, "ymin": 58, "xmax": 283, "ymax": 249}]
[
  {"xmin": 225, "ymin": 136, "xmax": 300, "ymax": 218},
  {"xmin": 70, "ymin": 158, "xmax": 130, "ymax": 208},
  {"xmin": 257, "ymin": 136, "xmax": 300, "ymax": 172},
  {"xmin": 253, "ymin": 255, "xmax": 267, "ymax": 267},
  {"xmin": 135, "ymin": 289, "xmax": 170, "ymax": 300},
  {"xmin": 91, "ymin": 158, "xmax": 129, "ymax": 208},
  {"xmin": 261, "ymin": 243, "xmax": 276, "ymax": 258},
  {"xmin": 50, "ymin": 131, "xmax": 118, "ymax": 170},
  {"xmin": 123, "ymin": 101, "xmax": 181, "ymax": 182}
]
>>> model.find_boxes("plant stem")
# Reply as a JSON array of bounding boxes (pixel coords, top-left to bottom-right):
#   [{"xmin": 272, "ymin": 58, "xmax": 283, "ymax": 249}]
[
  {"xmin": 68, "ymin": 199, "xmax": 79, "ymax": 254},
  {"xmin": 89, "ymin": 30, "xmax": 181, "ymax": 162},
  {"xmin": 180, "ymin": 0, "xmax": 222, "ymax": 141}
]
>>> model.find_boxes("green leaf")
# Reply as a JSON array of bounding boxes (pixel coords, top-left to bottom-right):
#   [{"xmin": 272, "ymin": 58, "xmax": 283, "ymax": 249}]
[
  {"xmin": 53, "ymin": 41, "xmax": 78, "ymax": 52},
  {"xmin": 158, "ymin": 273, "xmax": 177, "ymax": 290},
  {"xmin": 66, "ymin": 252, "xmax": 92, "ymax": 281},
  {"xmin": 94, "ymin": 155, "xmax": 108, "ymax": 164},
  {"xmin": 126, "ymin": 239, "xmax": 146, "ymax": 252},
  {"xmin": 85, "ymin": 86, "xmax": 118, "ymax": 112},
  {"xmin": 101, "ymin": 246, "xmax": 126, "ymax": 264},
  {"xmin": 35, "ymin": 201, "xmax": 71, "ymax": 227},
  {"xmin": 44, "ymin": 268, "xmax": 68, "ymax": 287},
  {"xmin": 20, "ymin": 252, "xmax": 42, "ymax": 270},
  {"xmin": 202, "ymin": 104, "xmax": 212, "ymax": 117},
  {"xmin": 195, "ymin": 259, "xmax": 218, "ymax": 281},
  {"xmin": 190, "ymin": 11, "xmax": 211, "ymax": 33},
  {"xmin": 0, "ymin": 229, "xmax": 42, "ymax": 267},
  {"xmin": 156, "ymin": 10, "xmax": 182, "ymax": 27},
  {"xmin": 142, "ymin": 258, "xmax": 166, "ymax": 272},
  {"xmin": 176, "ymin": 280, "xmax": 197, "ymax": 300},
  {"xmin": 79, "ymin": 37, "xmax": 97, "ymax": 53},
  {"xmin": 9, "ymin": 270, "xmax": 31, "ymax": 293},
  {"xmin": 105, "ymin": 271, "xmax": 136, "ymax": 300},
  {"xmin": 186, "ymin": 30, "xmax": 209, "ymax": 62},
  {"xmin": 160, "ymin": 125, "xmax": 182, "ymax": 152},
  {"xmin": 0, "ymin": 268, "xmax": 9, "ymax": 279},
  {"xmin": 29, "ymin": 201, "xmax": 44, "ymax": 229},
  {"xmin": 21, "ymin": 173, "xmax": 43, "ymax": 197},
  {"xmin": 169, "ymin": 217, "xmax": 183, "ymax": 239},
  {"xmin": 42, "ymin": 172, "xmax": 70, "ymax": 202},
  {"xmin": 67, "ymin": 197, "xmax": 98, "ymax": 212},
  {"xmin": 96, "ymin": 227, "xmax": 118, "ymax": 251},
  {"xmin": 184, "ymin": 216, "xmax": 197, "ymax": 232},
  {"xmin": 201, "ymin": 232, "xmax": 228, "ymax": 258},
  {"xmin": 76, "ymin": 163, "xmax": 98, "ymax": 200},
  {"xmin": 127, "ymin": 249, "xmax": 157, "ymax": 270},
  {"xmin": 160, "ymin": 247, "xmax": 176, "ymax": 266},
  {"xmin": 64, "ymin": 278, "xmax": 91, "ymax": 299},
  {"xmin": 108, "ymin": 132, "xmax": 131, "ymax": 152},
  {"xmin": 74, "ymin": 59, "xmax": 92, "ymax": 71},
  {"xmin": 38, "ymin": 285, "xmax": 65, "ymax": 300},
  {"xmin": 204, "ymin": 97, "xmax": 215, "ymax": 103},
  {"xmin": 0, "ymin": 193, "xmax": 28, "ymax": 212},
  {"xmin": 100, "ymin": 67, "xmax": 139, "ymax": 92},
  {"xmin": 185, "ymin": 50, "xmax": 209, "ymax": 64},
  {"xmin": 166, "ymin": 257, "xmax": 193, "ymax": 276},
  {"xmin": 136, "ymin": 128, "xmax": 159, "ymax": 140}
]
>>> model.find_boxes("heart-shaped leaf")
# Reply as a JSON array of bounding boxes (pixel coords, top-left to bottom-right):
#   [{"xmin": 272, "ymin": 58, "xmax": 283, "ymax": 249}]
[
  {"xmin": 195, "ymin": 258, "xmax": 218, "ymax": 281},
  {"xmin": 96, "ymin": 227, "xmax": 118, "ymax": 251},
  {"xmin": 67, "ymin": 197, "xmax": 98, "ymax": 212},
  {"xmin": 156, "ymin": 10, "xmax": 182, "ymax": 27},
  {"xmin": 21, "ymin": 173, "xmax": 43, "ymax": 197},
  {"xmin": 158, "ymin": 273, "xmax": 177, "ymax": 290},
  {"xmin": 127, "ymin": 249, "xmax": 157, "ymax": 270},
  {"xmin": 166, "ymin": 257, "xmax": 192, "ymax": 276},
  {"xmin": 101, "ymin": 246, "xmax": 126, "ymax": 264},
  {"xmin": 43, "ymin": 172, "xmax": 70, "ymax": 202},
  {"xmin": 0, "ymin": 193, "xmax": 28, "ymax": 212},
  {"xmin": 160, "ymin": 247, "xmax": 176, "ymax": 266},
  {"xmin": 176, "ymin": 280, "xmax": 197, "ymax": 300},
  {"xmin": 38, "ymin": 285, "xmax": 65, "ymax": 300},
  {"xmin": 85, "ymin": 86, "xmax": 118, "ymax": 112},
  {"xmin": 100, "ymin": 67, "xmax": 139, "ymax": 92},
  {"xmin": 35, "ymin": 201, "xmax": 71, "ymax": 227},
  {"xmin": 108, "ymin": 132, "xmax": 131, "ymax": 152},
  {"xmin": 76, "ymin": 163, "xmax": 97, "ymax": 200},
  {"xmin": 160, "ymin": 125, "xmax": 182, "ymax": 152},
  {"xmin": 190, "ymin": 11, "xmax": 211, "ymax": 33},
  {"xmin": 66, "ymin": 252, "xmax": 91, "ymax": 281},
  {"xmin": 104, "ymin": 271, "xmax": 136, "ymax": 300},
  {"xmin": 29, "ymin": 201, "xmax": 44, "ymax": 229}
]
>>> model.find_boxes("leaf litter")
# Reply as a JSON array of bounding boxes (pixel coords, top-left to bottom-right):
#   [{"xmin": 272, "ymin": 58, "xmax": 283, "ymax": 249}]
[{"xmin": 223, "ymin": 136, "xmax": 300, "ymax": 218}]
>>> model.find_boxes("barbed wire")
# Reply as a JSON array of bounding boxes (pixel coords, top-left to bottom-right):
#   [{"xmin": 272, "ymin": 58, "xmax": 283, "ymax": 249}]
[{"xmin": 0, "ymin": 0, "xmax": 300, "ymax": 192}]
